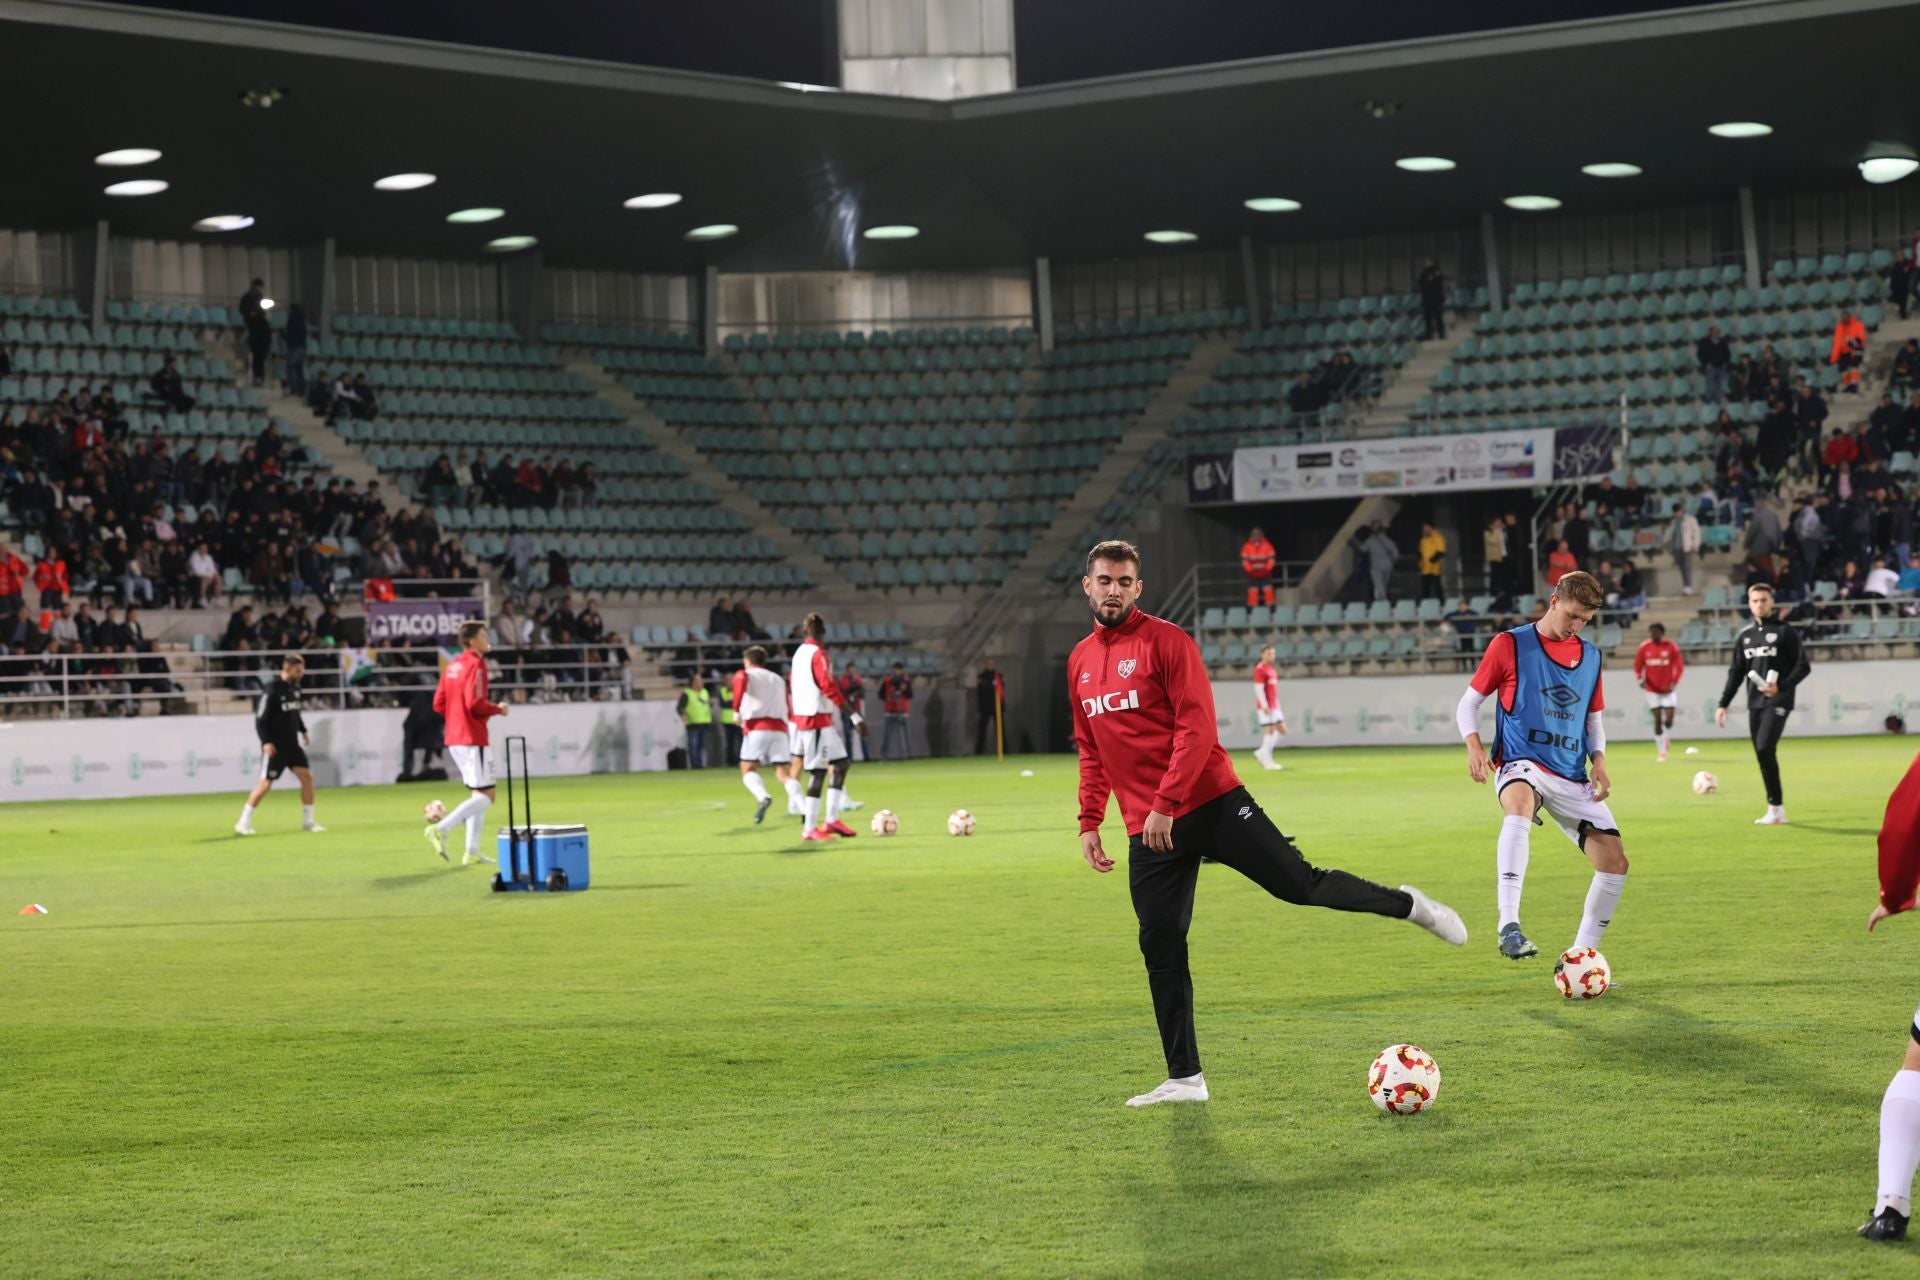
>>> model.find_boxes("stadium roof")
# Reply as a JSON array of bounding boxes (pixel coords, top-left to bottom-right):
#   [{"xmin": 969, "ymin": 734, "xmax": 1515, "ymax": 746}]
[{"xmin": 2, "ymin": 0, "xmax": 1916, "ymax": 274}]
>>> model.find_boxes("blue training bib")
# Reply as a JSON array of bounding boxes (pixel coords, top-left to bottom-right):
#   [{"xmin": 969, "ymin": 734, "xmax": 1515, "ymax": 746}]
[{"xmin": 1493, "ymin": 624, "xmax": 1601, "ymax": 782}]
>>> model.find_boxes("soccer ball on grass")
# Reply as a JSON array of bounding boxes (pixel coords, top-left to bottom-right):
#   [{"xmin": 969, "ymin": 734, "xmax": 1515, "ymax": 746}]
[
  {"xmin": 946, "ymin": 809, "xmax": 976, "ymax": 836},
  {"xmin": 423, "ymin": 799, "xmax": 447, "ymax": 823},
  {"xmin": 869, "ymin": 809, "xmax": 900, "ymax": 836},
  {"xmin": 1691, "ymin": 770, "xmax": 1718, "ymax": 794},
  {"xmin": 1555, "ymin": 947, "xmax": 1611, "ymax": 999},
  {"xmin": 1367, "ymin": 1043, "xmax": 1441, "ymax": 1114}
]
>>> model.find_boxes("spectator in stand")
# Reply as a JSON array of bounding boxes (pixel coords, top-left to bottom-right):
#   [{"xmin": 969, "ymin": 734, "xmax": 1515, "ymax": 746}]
[
  {"xmin": 1562, "ymin": 507, "xmax": 1591, "ymax": 569},
  {"xmin": 1865, "ymin": 556, "xmax": 1902, "ymax": 599},
  {"xmin": 307, "ymin": 367, "xmax": 334, "ymax": 417},
  {"xmin": 552, "ymin": 459, "xmax": 579, "ymax": 509},
  {"xmin": 150, "ymin": 356, "xmax": 194, "ymax": 414},
  {"xmin": 1793, "ymin": 377, "xmax": 1829, "ymax": 471},
  {"xmin": 1872, "ymin": 393, "xmax": 1905, "ymax": 457},
  {"xmin": 1417, "ymin": 522, "xmax": 1446, "ymax": 600},
  {"xmin": 544, "ymin": 548, "xmax": 571, "ymax": 604},
  {"xmin": 466, "ymin": 451, "xmax": 490, "ymax": 507},
  {"xmin": 1892, "ymin": 341, "xmax": 1920, "ymax": 397},
  {"xmin": 239, "ymin": 278, "xmax": 271, "ymax": 386},
  {"xmin": 1832, "ymin": 309, "xmax": 1869, "ymax": 395},
  {"xmin": 1838, "ymin": 558, "xmax": 1868, "ymax": 600},
  {"xmin": 733, "ymin": 597, "xmax": 769, "ymax": 641},
  {"xmin": 1287, "ymin": 373, "xmax": 1324, "ymax": 415},
  {"xmin": 1365, "ymin": 521, "xmax": 1398, "ymax": 602},
  {"xmin": 283, "ymin": 303, "xmax": 308, "ymax": 395},
  {"xmin": 1728, "ymin": 353, "xmax": 1757, "ymax": 404},
  {"xmin": 1758, "ymin": 396, "xmax": 1796, "ymax": 476},
  {"xmin": 0, "ymin": 544, "xmax": 25, "ymax": 618},
  {"xmin": 1417, "ymin": 258, "xmax": 1446, "ymax": 340},
  {"xmin": 250, "ymin": 539, "xmax": 292, "ymax": 605},
  {"xmin": 348, "ymin": 374, "xmax": 378, "ymax": 420},
  {"xmin": 1893, "ymin": 251, "xmax": 1916, "ymax": 323},
  {"xmin": 1443, "ymin": 598, "xmax": 1478, "ymax": 663},
  {"xmin": 1822, "ymin": 426, "xmax": 1859, "ymax": 492},
  {"xmin": 708, "ymin": 596, "xmax": 739, "ymax": 640},
  {"xmin": 1697, "ymin": 325, "xmax": 1731, "ymax": 404},
  {"xmin": 576, "ymin": 462, "xmax": 597, "ymax": 508},
  {"xmin": 33, "ymin": 547, "xmax": 69, "ymax": 610},
  {"xmin": 1545, "ymin": 539, "xmax": 1578, "ymax": 587},
  {"xmin": 490, "ymin": 455, "xmax": 518, "ymax": 506},
  {"xmin": 879, "ymin": 662, "xmax": 912, "ymax": 760},
  {"xmin": 119, "ymin": 539, "xmax": 156, "ymax": 606},
  {"xmin": 1745, "ymin": 501, "xmax": 1783, "ymax": 580},
  {"xmin": 422, "ymin": 455, "xmax": 461, "ymax": 507},
  {"xmin": 1897, "ymin": 551, "xmax": 1920, "ymax": 595},
  {"xmin": 515, "ymin": 456, "xmax": 544, "ymax": 509},
  {"xmin": 325, "ymin": 371, "xmax": 359, "ymax": 423}
]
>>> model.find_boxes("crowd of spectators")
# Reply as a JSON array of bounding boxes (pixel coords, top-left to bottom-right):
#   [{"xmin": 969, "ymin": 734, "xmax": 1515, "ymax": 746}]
[
  {"xmin": 1284, "ymin": 350, "xmax": 1368, "ymax": 415},
  {"xmin": 411, "ymin": 450, "xmax": 600, "ymax": 512},
  {"xmin": 490, "ymin": 594, "xmax": 629, "ymax": 701}
]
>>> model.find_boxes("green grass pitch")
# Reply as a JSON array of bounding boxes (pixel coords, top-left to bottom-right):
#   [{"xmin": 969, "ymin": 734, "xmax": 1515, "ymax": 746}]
[{"xmin": 7, "ymin": 735, "xmax": 1920, "ymax": 1277}]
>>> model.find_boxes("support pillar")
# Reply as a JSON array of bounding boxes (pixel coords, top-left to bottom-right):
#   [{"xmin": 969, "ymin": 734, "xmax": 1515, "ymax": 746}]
[
  {"xmin": 1479, "ymin": 211, "xmax": 1503, "ymax": 316},
  {"xmin": 74, "ymin": 219, "xmax": 109, "ymax": 331},
  {"xmin": 1738, "ymin": 185, "xmax": 1762, "ymax": 289},
  {"xmin": 498, "ymin": 249, "xmax": 543, "ymax": 341},
  {"xmin": 1239, "ymin": 234, "xmax": 1262, "ymax": 330},
  {"xmin": 1033, "ymin": 256, "xmax": 1053, "ymax": 353}
]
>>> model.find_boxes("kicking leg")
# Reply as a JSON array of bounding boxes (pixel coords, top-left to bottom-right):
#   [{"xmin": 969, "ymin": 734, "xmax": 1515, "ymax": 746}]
[{"xmin": 1863, "ymin": 1031, "xmax": 1920, "ymax": 1240}]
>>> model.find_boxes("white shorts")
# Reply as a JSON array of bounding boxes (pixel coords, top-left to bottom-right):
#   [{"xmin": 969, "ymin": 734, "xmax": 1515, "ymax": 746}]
[
  {"xmin": 788, "ymin": 726, "xmax": 803, "ymax": 759},
  {"xmin": 448, "ymin": 744, "xmax": 494, "ymax": 791},
  {"xmin": 741, "ymin": 728, "xmax": 788, "ymax": 765},
  {"xmin": 1257, "ymin": 709, "xmax": 1286, "ymax": 727},
  {"xmin": 1495, "ymin": 758, "xmax": 1620, "ymax": 849},
  {"xmin": 796, "ymin": 724, "xmax": 849, "ymax": 771},
  {"xmin": 1643, "ymin": 690, "xmax": 1678, "ymax": 709}
]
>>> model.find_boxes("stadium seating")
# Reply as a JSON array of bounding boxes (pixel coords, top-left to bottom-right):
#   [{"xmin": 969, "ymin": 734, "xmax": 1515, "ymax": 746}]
[{"xmin": 625, "ymin": 615, "xmax": 940, "ymax": 676}]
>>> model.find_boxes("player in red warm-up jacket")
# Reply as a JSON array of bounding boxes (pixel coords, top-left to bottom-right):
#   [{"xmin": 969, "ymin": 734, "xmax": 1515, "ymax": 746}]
[
  {"xmin": 427, "ymin": 619, "xmax": 507, "ymax": 865},
  {"xmin": 1857, "ymin": 752, "xmax": 1920, "ymax": 1242},
  {"xmin": 1070, "ymin": 539, "xmax": 1466, "ymax": 1109}
]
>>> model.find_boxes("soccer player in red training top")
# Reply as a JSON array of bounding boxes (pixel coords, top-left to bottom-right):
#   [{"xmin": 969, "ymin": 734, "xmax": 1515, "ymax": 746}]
[
  {"xmin": 1250, "ymin": 643, "xmax": 1286, "ymax": 772},
  {"xmin": 1457, "ymin": 570, "xmax": 1627, "ymax": 966},
  {"xmin": 790, "ymin": 612, "xmax": 866, "ymax": 842},
  {"xmin": 427, "ymin": 620, "xmax": 507, "ymax": 865},
  {"xmin": 1072, "ymin": 540, "xmax": 1465, "ymax": 1108},
  {"xmin": 1633, "ymin": 621, "xmax": 1685, "ymax": 762},
  {"xmin": 1858, "ymin": 751, "xmax": 1920, "ymax": 1242}
]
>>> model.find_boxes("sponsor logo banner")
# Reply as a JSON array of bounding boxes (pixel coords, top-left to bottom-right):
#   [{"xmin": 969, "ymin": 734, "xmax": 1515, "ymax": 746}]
[
  {"xmin": 366, "ymin": 598, "xmax": 486, "ymax": 642},
  {"xmin": 1199, "ymin": 424, "xmax": 1617, "ymax": 505}
]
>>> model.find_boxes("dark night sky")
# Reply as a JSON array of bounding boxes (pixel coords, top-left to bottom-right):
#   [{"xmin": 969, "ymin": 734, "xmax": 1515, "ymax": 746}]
[{"xmin": 115, "ymin": 0, "xmax": 1718, "ymax": 86}]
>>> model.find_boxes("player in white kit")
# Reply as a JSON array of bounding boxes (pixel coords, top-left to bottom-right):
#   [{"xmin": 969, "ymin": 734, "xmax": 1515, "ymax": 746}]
[
  {"xmin": 790, "ymin": 612, "xmax": 866, "ymax": 841},
  {"xmin": 733, "ymin": 646, "xmax": 800, "ymax": 824},
  {"xmin": 1251, "ymin": 644, "xmax": 1286, "ymax": 771}
]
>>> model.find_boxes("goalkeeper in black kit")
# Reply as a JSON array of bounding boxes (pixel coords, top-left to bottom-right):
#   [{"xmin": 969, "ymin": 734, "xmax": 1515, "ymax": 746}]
[
  {"xmin": 235, "ymin": 653, "xmax": 324, "ymax": 836},
  {"xmin": 1714, "ymin": 582, "xmax": 1810, "ymax": 826}
]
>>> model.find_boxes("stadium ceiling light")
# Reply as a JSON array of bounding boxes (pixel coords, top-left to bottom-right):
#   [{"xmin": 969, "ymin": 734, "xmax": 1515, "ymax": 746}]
[
  {"xmin": 446, "ymin": 207, "xmax": 506, "ymax": 223},
  {"xmin": 684, "ymin": 224, "xmax": 740, "ymax": 241},
  {"xmin": 1859, "ymin": 157, "xmax": 1919, "ymax": 185},
  {"xmin": 1580, "ymin": 162, "xmax": 1643, "ymax": 178},
  {"xmin": 1395, "ymin": 156, "xmax": 1456, "ymax": 172},
  {"xmin": 95, "ymin": 148, "xmax": 161, "ymax": 166},
  {"xmin": 104, "ymin": 179, "xmax": 169, "ymax": 197},
  {"xmin": 374, "ymin": 172, "xmax": 437, "ymax": 191},
  {"xmin": 1144, "ymin": 230, "xmax": 1199, "ymax": 244},
  {"xmin": 1503, "ymin": 195, "xmax": 1562, "ymax": 211},
  {"xmin": 192, "ymin": 214, "xmax": 255, "ymax": 233},
  {"xmin": 624, "ymin": 193, "xmax": 683, "ymax": 210},
  {"xmin": 1244, "ymin": 197, "xmax": 1302, "ymax": 212},
  {"xmin": 485, "ymin": 235, "xmax": 539, "ymax": 252},
  {"xmin": 863, "ymin": 225, "xmax": 919, "ymax": 240},
  {"xmin": 1708, "ymin": 121, "xmax": 1772, "ymax": 139}
]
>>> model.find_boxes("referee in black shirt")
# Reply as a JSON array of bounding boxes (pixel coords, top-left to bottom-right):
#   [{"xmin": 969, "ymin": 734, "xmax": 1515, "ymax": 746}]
[
  {"xmin": 1715, "ymin": 582, "xmax": 1811, "ymax": 825},
  {"xmin": 235, "ymin": 654, "xmax": 325, "ymax": 835}
]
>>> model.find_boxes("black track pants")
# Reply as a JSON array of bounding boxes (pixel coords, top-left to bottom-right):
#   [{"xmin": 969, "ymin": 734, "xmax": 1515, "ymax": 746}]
[
  {"xmin": 1125, "ymin": 786, "xmax": 1411, "ymax": 1079},
  {"xmin": 1749, "ymin": 705, "xmax": 1789, "ymax": 805}
]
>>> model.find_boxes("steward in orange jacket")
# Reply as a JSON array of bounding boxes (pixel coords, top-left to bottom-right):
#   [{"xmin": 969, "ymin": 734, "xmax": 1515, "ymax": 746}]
[{"xmin": 1240, "ymin": 528, "xmax": 1276, "ymax": 606}]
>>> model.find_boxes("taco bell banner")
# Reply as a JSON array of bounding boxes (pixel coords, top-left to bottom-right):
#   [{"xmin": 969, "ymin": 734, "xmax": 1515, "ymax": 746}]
[
  {"xmin": 1191, "ymin": 424, "xmax": 1616, "ymax": 505},
  {"xmin": 366, "ymin": 598, "xmax": 486, "ymax": 642}
]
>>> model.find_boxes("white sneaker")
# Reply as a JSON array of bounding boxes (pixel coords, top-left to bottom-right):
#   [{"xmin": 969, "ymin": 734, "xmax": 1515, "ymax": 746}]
[
  {"xmin": 1401, "ymin": 884, "xmax": 1469, "ymax": 946},
  {"xmin": 425, "ymin": 823, "xmax": 448, "ymax": 860},
  {"xmin": 841, "ymin": 797, "xmax": 865, "ymax": 811},
  {"xmin": 1262, "ymin": 757, "xmax": 1284, "ymax": 771},
  {"xmin": 303, "ymin": 822, "xmax": 326, "ymax": 833},
  {"xmin": 1755, "ymin": 806, "xmax": 1789, "ymax": 825},
  {"xmin": 234, "ymin": 822, "xmax": 254, "ymax": 837},
  {"xmin": 1126, "ymin": 1075, "xmax": 1209, "ymax": 1107}
]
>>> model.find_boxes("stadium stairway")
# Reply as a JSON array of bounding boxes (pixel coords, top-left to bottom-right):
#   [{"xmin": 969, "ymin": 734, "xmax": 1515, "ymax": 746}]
[
  {"xmin": 943, "ymin": 331, "xmax": 1242, "ymax": 673},
  {"xmin": 567, "ymin": 358, "xmax": 857, "ymax": 607},
  {"xmin": 1341, "ymin": 326, "xmax": 1477, "ymax": 438},
  {"xmin": 250, "ymin": 383, "xmax": 388, "ymax": 494}
]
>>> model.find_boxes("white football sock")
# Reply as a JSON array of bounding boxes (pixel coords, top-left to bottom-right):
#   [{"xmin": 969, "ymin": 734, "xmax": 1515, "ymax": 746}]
[
  {"xmin": 1263, "ymin": 730, "xmax": 1282, "ymax": 753},
  {"xmin": 1573, "ymin": 871, "xmax": 1627, "ymax": 950},
  {"xmin": 1878, "ymin": 1070, "xmax": 1920, "ymax": 1216},
  {"xmin": 742, "ymin": 771, "xmax": 771, "ymax": 803},
  {"xmin": 240, "ymin": 802, "xmax": 256, "ymax": 822},
  {"xmin": 302, "ymin": 804, "xmax": 315, "ymax": 825},
  {"xmin": 784, "ymin": 776, "xmax": 804, "ymax": 802},
  {"xmin": 440, "ymin": 792, "xmax": 490, "ymax": 834},
  {"xmin": 1497, "ymin": 814, "xmax": 1530, "ymax": 929},
  {"xmin": 826, "ymin": 787, "xmax": 845, "ymax": 823},
  {"xmin": 1655, "ymin": 731, "xmax": 1669, "ymax": 753},
  {"xmin": 465, "ymin": 813, "xmax": 483, "ymax": 854},
  {"xmin": 802, "ymin": 795, "xmax": 819, "ymax": 830}
]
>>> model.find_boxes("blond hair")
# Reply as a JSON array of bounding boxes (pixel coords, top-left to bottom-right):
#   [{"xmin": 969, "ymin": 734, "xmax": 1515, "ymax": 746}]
[{"xmin": 1553, "ymin": 570, "xmax": 1605, "ymax": 610}]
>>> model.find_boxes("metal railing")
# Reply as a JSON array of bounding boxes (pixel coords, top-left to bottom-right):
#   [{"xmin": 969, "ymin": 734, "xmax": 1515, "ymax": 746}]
[{"xmin": 0, "ymin": 644, "xmax": 634, "ymax": 720}]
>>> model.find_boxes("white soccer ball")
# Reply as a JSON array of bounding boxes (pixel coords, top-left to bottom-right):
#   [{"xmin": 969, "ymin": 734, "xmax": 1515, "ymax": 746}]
[
  {"xmin": 946, "ymin": 809, "xmax": 976, "ymax": 836},
  {"xmin": 1367, "ymin": 1043, "xmax": 1441, "ymax": 1115},
  {"xmin": 1691, "ymin": 770, "xmax": 1718, "ymax": 795},
  {"xmin": 1555, "ymin": 947, "xmax": 1611, "ymax": 1000},
  {"xmin": 869, "ymin": 809, "xmax": 900, "ymax": 836},
  {"xmin": 423, "ymin": 799, "xmax": 447, "ymax": 823}
]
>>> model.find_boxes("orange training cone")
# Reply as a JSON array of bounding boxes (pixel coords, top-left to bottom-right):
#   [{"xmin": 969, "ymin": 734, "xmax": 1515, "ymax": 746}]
[{"xmin": 18, "ymin": 904, "xmax": 47, "ymax": 915}]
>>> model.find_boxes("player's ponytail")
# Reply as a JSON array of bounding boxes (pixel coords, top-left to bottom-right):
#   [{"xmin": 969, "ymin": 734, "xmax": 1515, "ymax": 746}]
[{"xmin": 803, "ymin": 612, "xmax": 825, "ymax": 640}]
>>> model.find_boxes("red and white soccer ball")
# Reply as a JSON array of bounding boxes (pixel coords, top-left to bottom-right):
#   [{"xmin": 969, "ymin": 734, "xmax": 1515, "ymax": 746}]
[
  {"xmin": 423, "ymin": 799, "xmax": 447, "ymax": 823},
  {"xmin": 946, "ymin": 809, "xmax": 976, "ymax": 837},
  {"xmin": 1691, "ymin": 770, "xmax": 1718, "ymax": 795},
  {"xmin": 869, "ymin": 809, "xmax": 900, "ymax": 836},
  {"xmin": 1556, "ymin": 947, "xmax": 1611, "ymax": 999},
  {"xmin": 1368, "ymin": 1043, "xmax": 1441, "ymax": 1115}
]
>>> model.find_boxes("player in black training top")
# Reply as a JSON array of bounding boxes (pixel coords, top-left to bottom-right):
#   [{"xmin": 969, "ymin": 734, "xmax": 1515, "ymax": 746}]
[
  {"xmin": 1714, "ymin": 582, "xmax": 1811, "ymax": 826},
  {"xmin": 235, "ymin": 653, "xmax": 325, "ymax": 835}
]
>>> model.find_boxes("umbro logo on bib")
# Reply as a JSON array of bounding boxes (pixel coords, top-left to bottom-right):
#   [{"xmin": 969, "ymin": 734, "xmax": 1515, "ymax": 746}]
[
  {"xmin": 1117, "ymin": 659, "xmax": 1136, "ymax": 679},
  {"xmin": 1542, "ymin": 684, "xmax": 1582, "ymax": 709}
]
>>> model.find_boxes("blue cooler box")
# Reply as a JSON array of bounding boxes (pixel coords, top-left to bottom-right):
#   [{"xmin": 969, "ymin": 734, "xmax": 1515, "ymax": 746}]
[{"xmin": 493, "ymin": 823, "xmax": 591, "ymax": 893}]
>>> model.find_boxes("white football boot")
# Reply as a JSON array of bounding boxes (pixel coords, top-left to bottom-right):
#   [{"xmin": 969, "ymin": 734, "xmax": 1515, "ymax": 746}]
[
  {"xmin": 1401, "ymin": 885, "xmax": 1468, "ymax": 946},
  {"xmin": 1126, "ymin": 1075, "xmax": 1209, "ymax": 1107}
]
